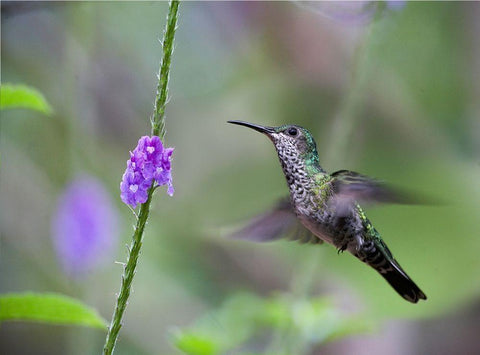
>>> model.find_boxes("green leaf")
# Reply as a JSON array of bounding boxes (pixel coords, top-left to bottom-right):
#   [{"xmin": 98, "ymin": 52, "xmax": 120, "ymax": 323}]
[
  {"xmin": 0, "ymin": 83, "xmax": 53, "ymax": 115},
  {"xmin": 173, "ymin": 331, "xmax": 219, "ymax": 355},
  {"xmin": 0, "ymin": 292, "xmax": 107, "ymax": 330}
]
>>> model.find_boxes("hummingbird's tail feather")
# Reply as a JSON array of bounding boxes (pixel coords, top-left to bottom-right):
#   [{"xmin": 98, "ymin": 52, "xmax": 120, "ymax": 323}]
[
  {"xmin": 379, "ymin": 261, "xmax": 427, "ymax": 303},
  {"xmin": 357, "ymin": 240, "xmax": 427, "ymax": 303}
]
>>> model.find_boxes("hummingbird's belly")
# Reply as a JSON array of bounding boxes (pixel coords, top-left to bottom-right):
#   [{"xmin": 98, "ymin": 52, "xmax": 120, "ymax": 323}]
[
  {"xmin": 297, "ymin": 208, "xmax": 365, "ymax": 250},
  {"xmin": 298, "ymin": 214, "xmax": 336, "ymax": 245},
  {"xmin": 290, "ymin": 185, "xmax": 365, "ymax": 249}
]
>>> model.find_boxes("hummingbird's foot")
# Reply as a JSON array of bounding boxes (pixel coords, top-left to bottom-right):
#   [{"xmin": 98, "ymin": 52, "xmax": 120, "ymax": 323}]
[{"xmin": 337, "ymin": 243, "xmax": 348, "ymax": 254}]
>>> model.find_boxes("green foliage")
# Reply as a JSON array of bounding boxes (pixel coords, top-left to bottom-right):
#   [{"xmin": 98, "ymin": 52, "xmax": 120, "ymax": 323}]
[
  {"xmin": 0, "ymin": 292, "xmax": 107, "ymax": 330},
  {"xmin": 174, "ymin": 333, "xmax": 219, "ymax": 355},
  {"xmin": 172, "ymin": 292, "xmax": 370, "ymax": 354},
  {"xmin": 172, "ymin": 293, "xmax": 263, "ymax": 354},
  {"xmin": 0, "ymin": 83, "xmax": 53, "ymax": 115}
]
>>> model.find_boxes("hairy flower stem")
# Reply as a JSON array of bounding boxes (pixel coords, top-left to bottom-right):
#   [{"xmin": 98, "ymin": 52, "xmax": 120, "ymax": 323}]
[
  {"xmin": 152, "ymin": 0, "xmax": 179, "ymax": 139},
  {"xmin": 103, "ymin": 2, "xmax": 179, "ymax": 354},
  {"xmin": 102, "ymin": 187, "xmax": 154, "ymax": 355}
]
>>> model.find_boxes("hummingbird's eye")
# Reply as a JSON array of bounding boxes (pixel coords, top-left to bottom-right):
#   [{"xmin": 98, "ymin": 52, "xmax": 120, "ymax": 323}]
[{"xmin": 287, "ymin": 127, "xmax": 298, "ymax": 136}]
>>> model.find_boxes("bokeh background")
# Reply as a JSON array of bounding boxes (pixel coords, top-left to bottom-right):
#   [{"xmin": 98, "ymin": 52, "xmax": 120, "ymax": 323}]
[{"xmin": 1, "ymin": 1, "xmax": 480, "ymax": 354}]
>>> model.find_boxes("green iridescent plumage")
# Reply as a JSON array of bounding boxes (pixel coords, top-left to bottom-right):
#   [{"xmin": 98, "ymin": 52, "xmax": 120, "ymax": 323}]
[{"xmin": 228, "ymin": 120, "xmax": 427, "ymax": 303}]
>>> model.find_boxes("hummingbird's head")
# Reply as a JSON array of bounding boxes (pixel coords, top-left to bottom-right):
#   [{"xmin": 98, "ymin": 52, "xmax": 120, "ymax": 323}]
[{"xmin": 228, "ymin": 120, "xmax": 319, "ymax": 167}]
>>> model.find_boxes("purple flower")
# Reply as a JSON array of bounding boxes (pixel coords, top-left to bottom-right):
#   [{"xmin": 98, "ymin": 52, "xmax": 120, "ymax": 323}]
[
  {"xmin": 127, "ymin": 149, "xmax": 146, "ymax": 171},
  {"xmin": 137, "ymin": 135, "xmax": 164, "ymax": 163},
  {"xmin": 162, "ymin": 147, "xmax": 174, "ymax": 171},
  {"xmin": 51, "ymin": 175, "xmax": 119, "ymax": 278},
  {"xmin": 161, "ymin": 147, "xmax": 174, "ymax": 196},
  {"xmin": 120, "ymin": 168, "xmax": 151, "ymax": 208},
  {"xmin": 120, "ymin": 136, "xmax": 174, "ymax": 207}
]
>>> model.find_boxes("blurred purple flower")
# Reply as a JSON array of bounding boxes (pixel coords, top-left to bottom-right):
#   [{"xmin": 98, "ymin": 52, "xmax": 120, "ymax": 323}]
[
  {"xmin": 120, "ymin": 136, "xmax": 174, "ymax": 208},
  {"xmin": 52, "ymin": 175, "xmax": 119, "ymax": 278}
]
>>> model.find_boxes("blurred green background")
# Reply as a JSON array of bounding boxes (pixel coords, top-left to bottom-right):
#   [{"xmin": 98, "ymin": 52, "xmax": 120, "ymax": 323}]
[{"xmin": 1, "ymin": 1, "xmax": 480, "ymax": 354}]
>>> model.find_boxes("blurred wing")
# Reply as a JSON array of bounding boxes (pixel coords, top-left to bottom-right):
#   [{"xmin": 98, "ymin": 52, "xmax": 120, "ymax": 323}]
[
  {"xmin": 330, "ymin": 170, "xmax": 417, "ymax": 216},
  {"xmin": 229, "ymin": 198, "xmax": 323, "ymax": 245}
]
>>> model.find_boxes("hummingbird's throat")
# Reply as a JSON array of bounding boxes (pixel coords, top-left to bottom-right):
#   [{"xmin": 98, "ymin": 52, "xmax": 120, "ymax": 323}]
[{"xmin": 275, "ymin": 144, "xmax": 312, "ymax": 204}]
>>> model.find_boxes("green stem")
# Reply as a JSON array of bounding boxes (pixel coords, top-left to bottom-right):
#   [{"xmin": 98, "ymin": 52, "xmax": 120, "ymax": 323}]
[
  {"xmin": 151, "ymin": 0, "xmax": 180, "ymax": 139},
  {"xmin": 102, "ymin": 187, "xmax": 153, "ymax": 355},
  {"xmin": 102, "ymin": 2, "xmax": 180, "ymax": 354}
]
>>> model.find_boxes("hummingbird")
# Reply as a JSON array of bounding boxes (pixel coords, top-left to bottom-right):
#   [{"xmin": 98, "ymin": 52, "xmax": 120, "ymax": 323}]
[{"xmin": 227, "ymin": 120, "xmax": 427, "ymax": 303}]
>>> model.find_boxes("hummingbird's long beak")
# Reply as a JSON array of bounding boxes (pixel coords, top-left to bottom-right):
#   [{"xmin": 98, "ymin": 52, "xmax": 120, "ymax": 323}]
[{"xmin": 227, "ymin": 120, "xmax": 275, "ymax": 134}]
